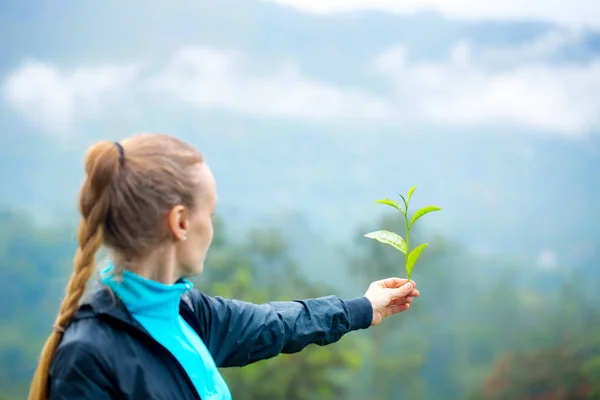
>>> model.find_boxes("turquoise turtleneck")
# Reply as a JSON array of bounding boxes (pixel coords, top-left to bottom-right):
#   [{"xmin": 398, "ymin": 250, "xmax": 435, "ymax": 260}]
[{"xmin": 101, "ymin": 264, "xmax": 232, "ymax": 400}]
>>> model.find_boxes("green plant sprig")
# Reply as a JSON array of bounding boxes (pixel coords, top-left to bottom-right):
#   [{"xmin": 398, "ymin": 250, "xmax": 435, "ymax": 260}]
[{"xmin": 363, "ymin": 185, "xmax": 441, "ymax": 281}]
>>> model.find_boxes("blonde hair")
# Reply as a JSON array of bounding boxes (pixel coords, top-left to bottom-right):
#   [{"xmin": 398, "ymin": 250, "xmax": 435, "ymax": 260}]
[{"xmin": 28, "ymin": 133, "xmax": 204, "ymax": 399}]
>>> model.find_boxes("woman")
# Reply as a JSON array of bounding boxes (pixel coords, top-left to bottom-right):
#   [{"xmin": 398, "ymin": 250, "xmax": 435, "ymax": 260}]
[{"xmin": 28, "ymin": 133, "xmax": 420, "ymax": 400}]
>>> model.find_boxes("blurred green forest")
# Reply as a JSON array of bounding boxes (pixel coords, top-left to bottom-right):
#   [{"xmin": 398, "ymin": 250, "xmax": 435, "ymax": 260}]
[{"xmin": 0, "ymin": 208, "xmax": 599, "ymax": 400}]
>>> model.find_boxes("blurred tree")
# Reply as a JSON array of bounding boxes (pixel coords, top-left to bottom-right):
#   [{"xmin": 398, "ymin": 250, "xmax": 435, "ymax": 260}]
[
  {"xmin": 481, "ymin": 348, "xmax": 591, "ymax": 400},
  {"xmin": 0, "ymin": 210, "xmax": 76, "ymax": 400},
  {"xmin": 2, "ymin": 208, "xmax": 600, "ymax": 400}
]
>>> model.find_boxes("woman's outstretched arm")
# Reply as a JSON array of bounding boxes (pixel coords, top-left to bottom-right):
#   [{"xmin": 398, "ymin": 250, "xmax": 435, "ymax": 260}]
[{"xmin": 190, "ymin": 278, "xmax": 418, "ymax": 368}]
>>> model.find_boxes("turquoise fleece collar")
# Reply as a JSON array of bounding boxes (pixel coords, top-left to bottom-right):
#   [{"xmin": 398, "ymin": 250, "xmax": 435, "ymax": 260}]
[{"xmin": 100, "ymin": 263, "xmax": 193, "ymax": 319}]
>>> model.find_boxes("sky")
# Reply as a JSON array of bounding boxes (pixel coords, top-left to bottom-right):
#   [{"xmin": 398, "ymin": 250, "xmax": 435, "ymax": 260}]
[
  {"xmin": 1, "ymin": 0, "xmax": 599, "ymax": 140},
  {"xmin": 0, "ymin": 0, "xmax": 599, "ymax": 273},
  {"xmin": 266, "ymin": 0, "xmax": 600, "ymax": 28}
]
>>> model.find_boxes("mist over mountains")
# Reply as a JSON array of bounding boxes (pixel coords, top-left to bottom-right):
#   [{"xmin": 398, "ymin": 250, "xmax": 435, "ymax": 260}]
[{"xmin": 1, "ymin": 0, "xmax": 599, "ymax": 288}]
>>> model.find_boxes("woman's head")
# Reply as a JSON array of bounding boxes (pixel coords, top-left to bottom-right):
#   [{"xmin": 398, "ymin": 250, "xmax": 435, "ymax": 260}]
[
  {"xmin": 98, "ymin": 133, "xmax": 217, "ymax": 277},
  {"xmin": 28, "ymin": 133, "xmax": 216, "ymax": 400}
]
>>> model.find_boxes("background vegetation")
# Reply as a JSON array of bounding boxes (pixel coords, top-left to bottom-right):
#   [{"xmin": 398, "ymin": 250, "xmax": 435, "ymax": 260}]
[{"xmin": 1, "ymin": 210, "xmax": 598, "ymax": 399}]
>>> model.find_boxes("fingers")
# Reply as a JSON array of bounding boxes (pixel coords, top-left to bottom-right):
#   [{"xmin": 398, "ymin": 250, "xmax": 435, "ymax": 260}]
[
  {"xmin": 387, "ymin": 281, "xmax": 416, "ymax": 299},
  {"xmin": 377, "ymin": 277, "xmax": 415, "ymax": 289},
  {"xmin": 384, "ymin": 303, "xmax": 410, "ymax": 317},
  {"xmin": 407, "ymin": 288, "xmax": 420, "ymax": 298},
  {"xmin": 389, "ymin": 296, "xmax": 413, "ymax": 306}
]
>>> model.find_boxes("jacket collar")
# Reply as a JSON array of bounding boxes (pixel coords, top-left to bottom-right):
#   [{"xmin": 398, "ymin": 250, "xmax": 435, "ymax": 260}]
[
  {"xmin": 100, "ymin": 266, "xmax": 193, "ymax": 320},
  {"xmin": 74, "ymin": 281, "xmax": 196, "ymax": 329},
  {"xmin": 75, "ymin": 282, "xmax": 137, "ymax": 325}
]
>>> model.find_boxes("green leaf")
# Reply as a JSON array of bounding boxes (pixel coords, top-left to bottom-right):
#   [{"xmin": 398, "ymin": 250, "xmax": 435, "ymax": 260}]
[
  {"xmin": 363, "ymin": 230, "xmax": 407, "ymax": 255},
  {"xmin": 407, "ymin": 185, "xmax": 417, "ymax": 203},
  {"xmin": 374, "ymin": 198, "xmax": 403, "ymax": 212},
  {"xmin": 409, "ymin": 206, "xmax": 442, "ymax": 228},
  {"xmin": 406, "ymin": 243, "xmax": 428, "ymax": 278},
  {"xmin": 398, "ymin": 193, "xmax": 408, "ymax": 209}
]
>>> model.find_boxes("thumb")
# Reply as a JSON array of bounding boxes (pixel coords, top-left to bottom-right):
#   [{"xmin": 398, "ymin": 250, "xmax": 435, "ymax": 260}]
[{"xmin": 387, "ymin": 281, "xmax": 414, "ymax": 299}]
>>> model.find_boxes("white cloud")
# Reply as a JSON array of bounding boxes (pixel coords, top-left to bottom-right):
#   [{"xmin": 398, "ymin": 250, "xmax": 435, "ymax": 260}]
[
  {"xmin": 147, "ymin": 46, "xmax": 393, "ymax": 123},
  {"xmin": 474, "ymin": 29, "xmax": 592, "ymax": 68},
  {"xmin": 373, "ymin": 36, "xmax": 600, "ymax": 136},
  {"xmin": 3, "ymin": 31, "xmax": 600, "ymax": 137},
  {"xmin": 146, "ymin": 38, "xmax": 600, "ymax": 136},
  {"xmin": 3, "ymin": 60, "xmax": 138, "ymax": 134},
  {"xmin": 264, "ymin": 0, "xmax": 600, "ymax": 28}
]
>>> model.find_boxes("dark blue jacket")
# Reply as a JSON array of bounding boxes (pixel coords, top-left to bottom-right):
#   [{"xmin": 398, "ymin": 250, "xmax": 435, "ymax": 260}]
[{"xmin": 49, "ymin": 285, "xmax": 373, "ymax": 399}]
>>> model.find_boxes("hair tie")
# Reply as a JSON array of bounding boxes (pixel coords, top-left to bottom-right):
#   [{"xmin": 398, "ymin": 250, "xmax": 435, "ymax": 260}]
[
  {"xmin": 114, "ymin": 142, "xmax": 125, "ymax": 166},
  {"xmin": 52, "ymin": 324, "xmax": 65, "ymax": 334}
]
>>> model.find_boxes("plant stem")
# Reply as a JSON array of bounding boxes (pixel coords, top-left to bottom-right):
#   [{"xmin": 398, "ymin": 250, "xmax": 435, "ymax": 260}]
[{"xmin": 404, "ymin": 210, "xmax": 410, "ymax": 281}]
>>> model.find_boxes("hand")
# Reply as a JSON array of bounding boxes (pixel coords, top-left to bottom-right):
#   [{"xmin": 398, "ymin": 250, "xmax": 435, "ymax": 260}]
[{"xmin": 363, "ymin": 278, "xmax": 420, "ymax": 326}]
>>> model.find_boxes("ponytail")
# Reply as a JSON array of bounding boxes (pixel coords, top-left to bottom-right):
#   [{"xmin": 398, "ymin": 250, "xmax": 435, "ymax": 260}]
[{"xmin": 27, "ymin": 141, "xmax": 123, "ymax": 400}]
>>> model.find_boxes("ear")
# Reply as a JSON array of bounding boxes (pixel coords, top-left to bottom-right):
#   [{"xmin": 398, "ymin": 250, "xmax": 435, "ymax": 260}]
[{"xmin": 167, "ymin": 205, "xmax": 190, "ymax": 241}]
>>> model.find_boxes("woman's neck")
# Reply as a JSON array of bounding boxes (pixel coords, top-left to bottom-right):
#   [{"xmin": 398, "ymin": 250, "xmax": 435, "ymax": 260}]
[{"xmin": 120, "ymin": 246, "xmax": 180, "ymax": 284}]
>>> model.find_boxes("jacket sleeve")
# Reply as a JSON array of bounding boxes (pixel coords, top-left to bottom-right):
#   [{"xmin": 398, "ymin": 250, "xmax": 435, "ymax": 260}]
[
  {"xmin": 191, "ymin": 292, "xmax": 373, "ymax": 368},
  {"xmin": 49, "ymin": 339, "xmax": 116, "ymax": 400}
]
